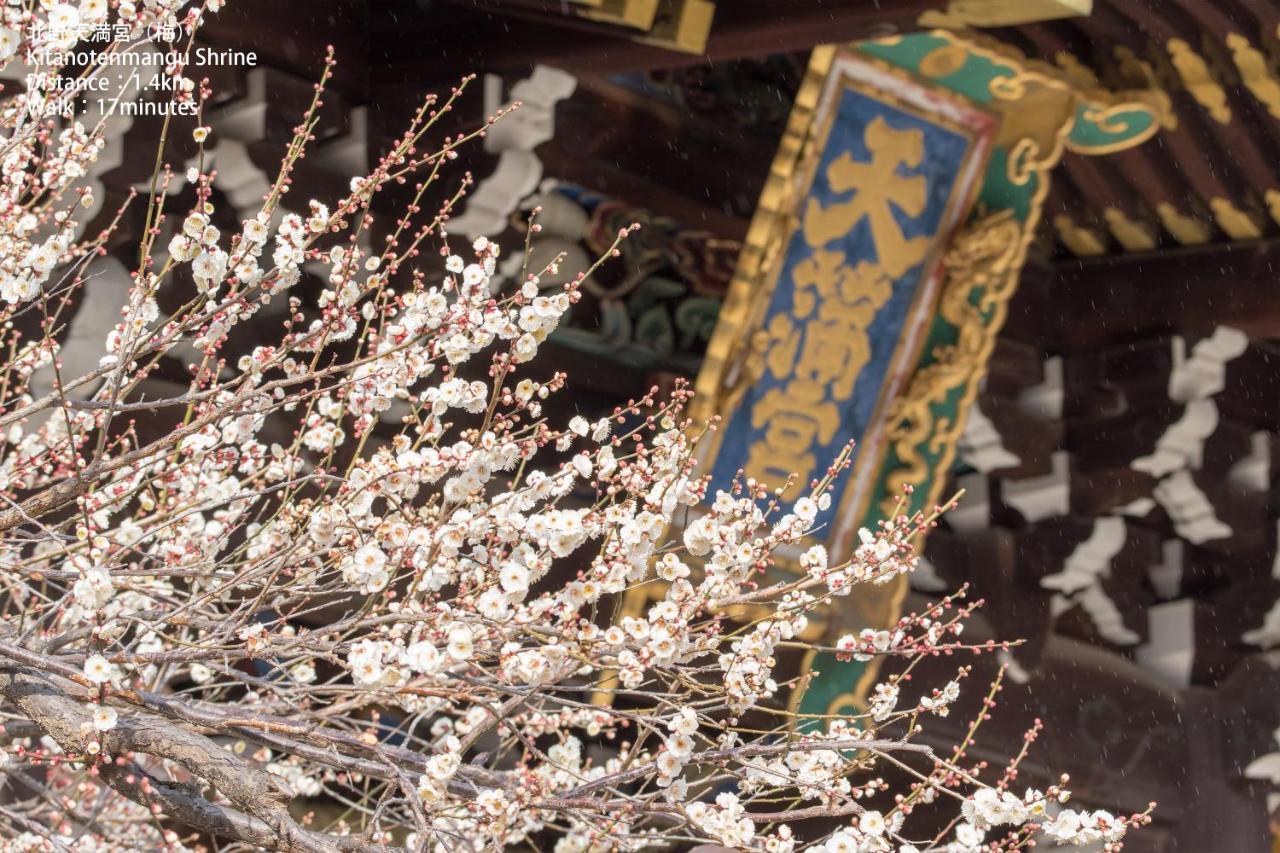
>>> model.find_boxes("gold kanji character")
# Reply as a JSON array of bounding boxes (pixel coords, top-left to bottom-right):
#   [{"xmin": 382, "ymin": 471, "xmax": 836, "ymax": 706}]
[
  {"xmin": 796, "ymin": 317, "xmax": 872, "ymax": 402},
  {"xmin": 744, "ymin": 379, "xmax": 840, "ymax": 490},
  {"xmin": 792, "ymin": 251, "xmax": 893, "ymax": 321},
  {"xmin": 762, "ymin": 311, "xmax": 868, "ymax": 403},
  {"xmin": 760, "ymin": 314, "xmax": 801, "ymax": 380},
  {"xmin": 802, "ymin": 116, "xmax": 932, "ymax": 278}
]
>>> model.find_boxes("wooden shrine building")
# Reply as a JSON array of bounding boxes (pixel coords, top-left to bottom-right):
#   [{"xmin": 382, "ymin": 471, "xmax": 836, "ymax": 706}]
[{"xmin": 34, "ymin": 0, "xmax": 1280, "ymax": 848}]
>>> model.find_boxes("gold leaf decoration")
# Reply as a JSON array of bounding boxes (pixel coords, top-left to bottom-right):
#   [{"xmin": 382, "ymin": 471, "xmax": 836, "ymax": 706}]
[
  {"xmin": 919, "ymin": 43, "xmax": 970, "ymax": 78},
  {"xmin": 1103, "ymin": 207, "xmax": 1157, "ymax": 251},
  {"xmin": 578, "ymin": 0, "xmax": 659, "ymax": 29},
  {"xmin": 1265, "ymin": 190, "xmax": 1280, "ymax": 228},
  {"xmin": 919, "ymin": 0, "xmax": 1092, "ymax": 29},
  {"xmin": 1053, "ymin": 214, "xmax": 1108, "ymax": 256},
  {"xmin": 1210, "ymin": 197, "xmax": 1263, "ymax": 240},
  {"xmin": 1055, "ymin": 50, "xmax": 1102, "ymax": 89},
  {"xmin": 1113, "ymin": 46, "xmax": 1177, "ymax": 130},
  {"xmin": 880, "ymin": 211, "xmax": 1024, "ymax": 517},
  {"xmin": 1167, "ymin": 38, "xmax": 1231, "ymax": 124},
  {"xmin": 1227, "ymin": 33, "xmax": 1280, "ymax": 121},
  {"xmin": 1155, "ymin": 202, "xmax": 1212, "ymax": 245}
]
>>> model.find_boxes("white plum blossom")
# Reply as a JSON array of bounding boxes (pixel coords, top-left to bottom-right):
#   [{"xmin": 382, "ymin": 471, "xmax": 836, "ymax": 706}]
[
  {"xmin": 0, "ymin": 6, "xmax": 1153, "ymax": 850},
  {"xmin": 687, "ymin": 793, "xmax": 756, "ymax": 848},
  {"xmin": 83, "ymin": 655, "xmax": 111, "ymax": 684},
  {"xmin": 92, "ymin": 706, "xmax": 118, "ymax": 732}
]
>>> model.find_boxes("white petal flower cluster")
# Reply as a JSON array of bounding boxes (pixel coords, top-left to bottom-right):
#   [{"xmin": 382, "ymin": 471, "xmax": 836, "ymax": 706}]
[
  {"xmin": 0, "ymin": 124, "xmax": 103, "ymax": 304},
  {"xmin": 0, "ymin": 8, "xmax": 1153, "ymax": 849},
  {"xmin": 1041, "ymin": 807, "xmax": 1129, "ymax": 845},
  {"xmin": 687, "ymin": 792, "xmax": 757, "ymax": 848}
]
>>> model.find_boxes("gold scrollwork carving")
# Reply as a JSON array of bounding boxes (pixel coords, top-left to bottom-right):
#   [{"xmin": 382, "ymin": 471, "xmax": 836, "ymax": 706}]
[
  {"xmin": 1055, "ymin": 50, "xmax": 1101, "ymax": 90},
  {"xmin": 1112, "ymin": 46, "xmax": 1177, "ymax": 131},
  {"xmin": 879, "ymin": 211, "xmax": 1024, "ymax": 518},
  {"xmin": 988, "ymin": 72, "xmax": 1028, "ymax": 101},
  {"xmin": 1004, "ymin": 137, "xmax": 1043, "ymax": 186},
  {"xmin": 918, "ymin": 0, "xmax": 1092, "ymax": 29},
  {"xmin": 945, "ymin": 33, "xmax": 1164, "ymax": 158},
  {"xmin": 1081, "ymin": 104, "xmax": 1140, "ymax": 136},
  {"xmin": 987, "ymin": 76, "xmax": 1074, "ymax": 179}
]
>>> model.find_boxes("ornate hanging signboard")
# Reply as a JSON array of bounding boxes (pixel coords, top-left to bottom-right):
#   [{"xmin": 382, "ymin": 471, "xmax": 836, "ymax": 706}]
[
  {"xmin": 791, "ymin": 32, "xmax": 1161, "ymax": 721},
  {"xmin": 695, "ymin": 46, "xmax": 996, "ymax": 578},
  {"xmin": 677, "ymin": 30, "xmax": 1164, "ymax": 723}
]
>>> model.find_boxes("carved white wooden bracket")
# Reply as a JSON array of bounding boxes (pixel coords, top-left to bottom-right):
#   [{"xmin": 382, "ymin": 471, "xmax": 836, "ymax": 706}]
[
  {"xmin": 1042, "ymin": 517, "xmax": 1139, "ymax": 646},
  {"xmin": 1152, "ymin": 469, "xmax": 1231, "ymax": 543},
  {"xmin": 1244, "ymin": 726, "xmax": 1280, "ymax": 814},
  {"xmin": 1041, "ymin": 516, "xmax": 1126, "ymax": 596},
  {"xmin": 1133, "ymin": 398, "xmax": 1218, "ymax": 477},
  {"xmin": 1147, "ymin": 538, "xmax": 1183, "ymax": 600},
  {"xmin": 1244, "ymin": 603, "xmax": 1280, "ymax": 649},
  {"xmin": 1168, "ymin": 326, "xmax": 1248, "ymax": 402},
  {"xmin": 958, "ymin": 400, "xmax": 1020, "ymax": 473},
  {"xmin": 1243, "ymin": 522, "xmax": 1280, "ymax": 648},
  {"xmin": 446, "ymin": 67, "xmax": 577, "ymax": 241},
  {"xmin": 1016, "ymin": 354, "xmax": 1063, "ymax": 419},
  {"xmin": 909, "ymin": 554, "xmax": 948, "ymax": 593},
  {"xmin": 1135, "ymin": 599, "xmax": 1194, "ymax": 686},
  {"xmin": 1002, "ymin": 450, "xmax": 1069, "ymax": 522},
  {"xmin": 1131, "ymin": 327, "xmax": 1247, "ymax": 543},
  {"xmin": 946, "ymin": 471, "xmax": 990, "ymax": 533},
  {"xmin": 1228, "ymin": 431, "xmax": 1271, "ymax": 492}
]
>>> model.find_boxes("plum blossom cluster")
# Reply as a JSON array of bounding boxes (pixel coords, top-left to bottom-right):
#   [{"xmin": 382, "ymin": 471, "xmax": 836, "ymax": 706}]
[
  {"xmin": 0, "ymin": 4, "xmax": 1154, "ymax": 852},
  {"xmin": 0, "ymin": 0, "xmax": 206, "ymax": 308}
]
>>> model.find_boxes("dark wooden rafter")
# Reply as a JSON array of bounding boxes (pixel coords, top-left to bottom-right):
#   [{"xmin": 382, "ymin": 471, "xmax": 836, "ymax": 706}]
[
  {"xmin": 1064, "ymin": 336, "xmax": 1185, "ymax": 419},
  {"xmin": 1070, "ymin": 9, "xmax": 1259, "ymax": 212},
  {"xmin": 1101, "ymin": 1, "xmax": 1280, "ymax": 217},
  {"xmin": 179, "ymin": 0, "xmax": 1280, "ymax": 263},
  {"xmin": 1017, "ymin": 23, "xmax": 1208, "ymax": 245},
  {"xmin": 1057, "ymin": 152, "xmax": 1152, "ymax": 240},
  {"xmin": 1041, "ymin": 161, "xmax": 1098, "ymax": 224},
  {"xmin": 11, "ymin": 4, "xmax": 1276, "ymax": 847},
  {"xmin": 1164, "ymin": 0, "xmax": 1280, "ymax": 183},
  {"xmin": 1233, "ymin": 0, "xmax": 1280, "ymax": 33},
  {"xmin": 1038, "ymin": 7, "xmax": 1259, "ymax": 250},
  {"xmin": 384, "ymin": 0, "xmax": 949, "ymax": 78},
  {"xmin": 1017, "ymin": 239, "xmax": 1280, "ymax": 350},
  {"xmin": 194, "ymin": 1, "xmax": 367, "ymax": 95},
  {"xmin": 537, "ymin": 141, "xmax": 750, "ymax": 240},
  {"xmin": 539, "ymin": 81, "xmax": 767, "ymax": 238}
]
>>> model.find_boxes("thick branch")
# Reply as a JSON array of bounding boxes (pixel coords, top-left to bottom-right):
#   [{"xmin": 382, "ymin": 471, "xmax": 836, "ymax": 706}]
[{"xmin": 0, "ymin": 668, "xmax": 388, "ymax": 852}]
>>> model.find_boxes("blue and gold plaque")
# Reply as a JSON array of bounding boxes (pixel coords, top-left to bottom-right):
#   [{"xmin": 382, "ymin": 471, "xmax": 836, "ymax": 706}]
[
  {"xmin": 696, "ymin": 49, "xmax": 995, "ymax": 553},
  {"xmin": 669, "ymin": 33, "xmax": 1161, "ymax": 720}
]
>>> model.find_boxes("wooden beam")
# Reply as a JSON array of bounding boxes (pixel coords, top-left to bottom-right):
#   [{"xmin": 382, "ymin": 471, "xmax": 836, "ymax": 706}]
[
  {"xmin": 381, "ymin": 0, "xmax": 945, "ymax": 78},
  {"xmin": 1020, "ymin": 240, "xmax": 1280, "ymax": 350},
  {"xmin": 537, "ymin": 139, "xmax": 750, "ymax": 240}
]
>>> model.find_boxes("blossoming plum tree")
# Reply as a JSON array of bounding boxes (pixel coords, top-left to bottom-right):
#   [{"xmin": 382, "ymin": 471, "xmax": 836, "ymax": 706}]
[{"xmin": 0, "ymin": 2, "xmax": 1153, "ymax": 851}]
